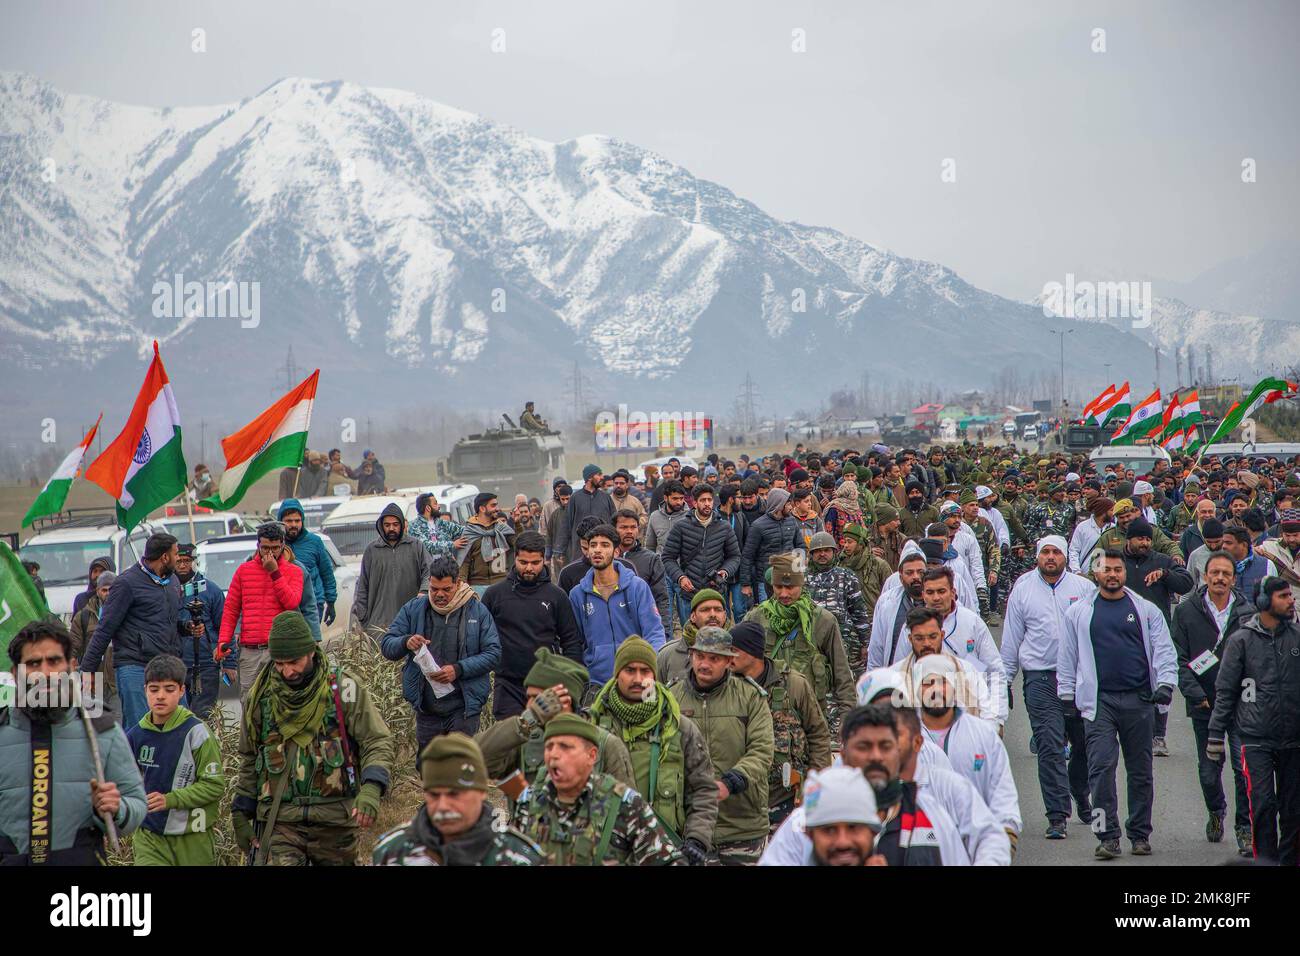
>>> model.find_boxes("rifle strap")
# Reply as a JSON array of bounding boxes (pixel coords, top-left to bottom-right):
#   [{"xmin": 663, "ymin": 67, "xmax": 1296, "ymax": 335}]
[
  {"xmin": 29, "ymin": 719, "xmax": 53, "ymax": 865},
  {"xmin": 593, "ymin": 790, "xmax": 622, "ymax": 864},
  {"xmin": 329, "ymin": 668, "xmax": 358, "ymax": 792},
  {"xmin": 254, "ymin": 740, "xmax": 298, "ymax": 867}
]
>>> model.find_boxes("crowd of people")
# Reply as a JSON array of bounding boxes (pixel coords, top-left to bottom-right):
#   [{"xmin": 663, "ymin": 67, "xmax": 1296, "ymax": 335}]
[{"xmin": 4, "ymin": 438, "xmax": 1300, "ymax": 866}]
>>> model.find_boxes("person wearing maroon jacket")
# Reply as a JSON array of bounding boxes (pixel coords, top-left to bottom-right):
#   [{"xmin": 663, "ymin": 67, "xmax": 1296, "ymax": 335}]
[{"xmin": 216, "ymin": 522, "xmax": 304, "ymax": 694}]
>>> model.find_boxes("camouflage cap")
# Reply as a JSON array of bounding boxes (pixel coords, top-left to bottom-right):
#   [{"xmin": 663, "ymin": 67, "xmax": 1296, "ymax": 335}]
[
  {"xmin": 769, "ymin": 552, "xmax": 805, "ymax": 587},
  {"xmin": 419, "ymin": 732, "xmax": 488, "ymax": 792},
  {"xmin": 690, "ymin": 626, "xmax": 737, "ymax": 657}
]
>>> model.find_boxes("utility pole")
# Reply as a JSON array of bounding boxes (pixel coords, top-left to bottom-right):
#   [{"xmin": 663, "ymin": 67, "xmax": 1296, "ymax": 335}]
[
  {"xmin": 736, "ymin": 372, "xmax": 760, "ymax": 434},
  {"xmin": 564, "ymin": 360, "xmax": 587, "ymax": 425},
  {"xmin": 1049, "ymin": 329, "xmax": 1072, "ymax": 415},
  {"xmin": 1205, "ymin": 346, "xmax": 1214, "ymax": 385}
]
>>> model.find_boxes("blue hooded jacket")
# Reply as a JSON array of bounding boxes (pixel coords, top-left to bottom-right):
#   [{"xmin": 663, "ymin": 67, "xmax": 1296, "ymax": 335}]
[
  {"xmin": 380, "ymin": 593, "xmax": 501, "ymax": 719},
  {"xmin": 568, "ymin": 562, "xmax": 666, "ymax": 684},
  {"xmin": 278, "ymin": 498, "xmax": 338, "ymax": 605}
]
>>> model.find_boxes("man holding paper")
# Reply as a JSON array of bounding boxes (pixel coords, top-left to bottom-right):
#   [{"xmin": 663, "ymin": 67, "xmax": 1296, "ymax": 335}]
[{"xmin": 382, "ymin": 556, "xmax": 501, "ymax": 756}]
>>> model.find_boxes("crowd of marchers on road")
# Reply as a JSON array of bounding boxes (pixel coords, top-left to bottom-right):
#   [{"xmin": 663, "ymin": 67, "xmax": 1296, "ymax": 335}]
[{"xmin": 5, "ymin": 437, "xmax": 1300, "ymax": 867}]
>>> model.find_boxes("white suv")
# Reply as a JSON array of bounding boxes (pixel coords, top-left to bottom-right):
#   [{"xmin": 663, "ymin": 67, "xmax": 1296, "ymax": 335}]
[{"xmin": 19, "ymin": 512, "xmax": 166, "ymax": 617}]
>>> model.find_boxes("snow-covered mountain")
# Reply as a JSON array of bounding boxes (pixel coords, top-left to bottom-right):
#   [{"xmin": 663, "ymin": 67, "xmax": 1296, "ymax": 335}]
[{"xmin": 0, "ymin": 72, "xmax": 1172, "ymax": 421}]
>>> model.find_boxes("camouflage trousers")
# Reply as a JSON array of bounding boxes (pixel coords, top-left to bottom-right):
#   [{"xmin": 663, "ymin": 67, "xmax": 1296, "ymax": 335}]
[
  {"xmin": 999, "ymin": 554, "xmax": 1035, "ymax": 612},
  {"xmin": 261, "ymin": 820, "xmax": 359, "ymax": 866},
  {"xmin": 714, "ymin": 836, "xmax": 768, "ymax": 866}
]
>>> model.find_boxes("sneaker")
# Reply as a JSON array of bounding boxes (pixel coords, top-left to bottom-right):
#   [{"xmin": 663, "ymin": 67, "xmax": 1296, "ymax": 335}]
[
  {"xmin": 1045, "ymin": 819, "xmax": 1068, "ymax": 840},
  {"xmin": 1130, "ymin": 839, "xmax": 1152, "ymax": 856},
  {"xmin": 1206, "ymin": 812, "xmax": 1225, "ymax": 844},
  {"xmin": 1152, "ymin": 736, "xmax": 1170, "ymax": 757},
  {"xmin": 1095, "ymin": 839, "xmax": 1121, "ymax": 860},
  {"xmin": 1234, "ymin": 825, "xmax": 1253, "ymax": 857}
]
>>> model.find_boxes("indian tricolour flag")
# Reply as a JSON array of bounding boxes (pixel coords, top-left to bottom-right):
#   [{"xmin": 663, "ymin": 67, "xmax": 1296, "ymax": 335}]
[
  {"xmin": 85, "ymin": 342, "xmax": 187, "ymax": 530},
  {"xmin": 200, "ymin": 370, "xmax": 319, "ymax": 511},
  {"xmin": 1082, "ymin": 384, "xmax": 1116, "ymax": 424},
  {"xmin": 21, "ymin": 414, "xmax": 102, "ymax": 528},
  {"xmin": 1203, "ymin": 376, "xmax": 1298, "ymax": 449},
  {"xmin": 1096, "ymin": 381, "xmax": 1132, "ymax": 426},
  {"xmin": 1110, "ymin": 388, "xmax": 1163, "ymax": 445}
]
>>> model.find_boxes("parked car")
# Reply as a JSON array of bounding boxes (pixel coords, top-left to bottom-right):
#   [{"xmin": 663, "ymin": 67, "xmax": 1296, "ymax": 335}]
[{"xmin": 19, "ymin": 511, "xmax": 166, "ymax": 617}]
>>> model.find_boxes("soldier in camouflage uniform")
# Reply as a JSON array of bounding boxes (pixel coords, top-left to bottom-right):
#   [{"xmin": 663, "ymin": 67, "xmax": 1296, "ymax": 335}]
[
  {"xmin": 233, "ymin": 612, "xmax": 394, "ymax": 866},
  {"xmin": 804, "ymin": 531, "xmax": 871, "ymax": 677},
  {"xmin": 373, "ymin": 733, "xmax": 541, "ymax": 865},
  {"xmin": 729, "ymin": 621, "xmax": 832, "ymax": 830},
  {"xmin": 1023, "ymin": 483, "xmax": 1077, "ymax": 549},
  {"xmin": 836, "ymin": 523, "xmax": 893, "ymax": 630},
  {"xmin": 512, "ymin": 713, "xmax": 682, "ymax": 865},
  {"xmin": 1162, "ymin": 478, "xmax": 1202, "ymax": 537},
  {"xmin": 996, "ymin": 476, "xmax": 1035, "ymax": 608},
  {"xmin": 475, "ymin": 648, "xmax": 634, "ymax": 810},
  {"xmin": 744, "ymin": 554, "xmax": 857, "ymax": 733},
  {"xmin": 667, "ymin": 627, "xmax": 774, "ymax": 865}
]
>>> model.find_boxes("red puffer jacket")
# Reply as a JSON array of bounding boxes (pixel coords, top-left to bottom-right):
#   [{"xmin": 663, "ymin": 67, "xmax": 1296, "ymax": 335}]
[{"xmin": 217, "ymin": 554, "xmax": 304, "ymax": 649}]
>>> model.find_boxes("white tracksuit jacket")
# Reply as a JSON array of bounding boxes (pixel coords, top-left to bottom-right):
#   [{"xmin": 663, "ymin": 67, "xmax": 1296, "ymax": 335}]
[{"xmin": 921, "ymin": 708, "xmax": 1021, "ymax": 835}]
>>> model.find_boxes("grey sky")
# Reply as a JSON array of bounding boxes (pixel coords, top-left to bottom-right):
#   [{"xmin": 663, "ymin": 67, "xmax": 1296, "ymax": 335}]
[{"xmin": 2, "ymin": 0, "xmax": 1295, "ymax": 301}]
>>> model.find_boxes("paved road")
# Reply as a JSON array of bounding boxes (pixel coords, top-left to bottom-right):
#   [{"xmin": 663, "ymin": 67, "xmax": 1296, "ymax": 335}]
[{"xmin": 993, "ymin": 621, "xmax": 1248, "ymax": 866}]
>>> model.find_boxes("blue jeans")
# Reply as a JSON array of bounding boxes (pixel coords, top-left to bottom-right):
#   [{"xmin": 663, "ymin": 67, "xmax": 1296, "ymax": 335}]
[
  {"xmin": 666, "ymin": 579, "xmax": 683, "ymax": 632},
  {"xmin": 674, "ymin": 590, "xmax": 695, "ymax": 631},
  {"xmin": 115, "ymin": 664, "xmax": 148, "ymax": 728},
  {"xmin": 727, "ymin": 582, "xmax": 749, "ymax": 622}
]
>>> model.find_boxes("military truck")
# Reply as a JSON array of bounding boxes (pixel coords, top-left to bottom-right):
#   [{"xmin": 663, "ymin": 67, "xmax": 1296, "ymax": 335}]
[{"xmin": 438, "ymin": 416, "xmax": 566, "ymax": 501}]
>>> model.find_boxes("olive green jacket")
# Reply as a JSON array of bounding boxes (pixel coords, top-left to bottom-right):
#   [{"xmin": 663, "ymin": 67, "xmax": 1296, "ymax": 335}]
[
  {"xmin": 667, "ymin": 671, "xmax": 773, "ymax": 844},
  {"xmin": 743, "ymin": 603, "xmax": 857, "ymax": 714},
  {"xmin": 475, "ymin": 713, "xmax": 635, "ymax": 790}
]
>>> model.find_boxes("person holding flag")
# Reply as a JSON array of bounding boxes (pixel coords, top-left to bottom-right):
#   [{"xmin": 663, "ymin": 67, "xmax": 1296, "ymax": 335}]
[{"xmin": 21, "ymin": 415, "xmax": 102, "ymax": 528}]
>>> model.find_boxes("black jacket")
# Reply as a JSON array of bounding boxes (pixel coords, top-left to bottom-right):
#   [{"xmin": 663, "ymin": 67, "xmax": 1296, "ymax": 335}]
[
  {"xmin": 1209, "ymin": 613, "xmax": 1300, "ymax": 747},
  {"xmin": 481, "ymin": 566, "xmax": 583, "ymax": 682},
  {"xmin": 720, "ymin": 508, "xmax": 749, "ymax": 559},
  {"xmin": 741, "ymin": 514, "xmax": 801, "ymax": 589},
  {"xmin": 78, "ymin": 562, "xmax": 183, "ymax": 672},
  {"xmin": 1121, "ymin": 549, "xmax": 1193, "ymax": 622},
  {"xmin": 618, "ymin": 543, "xmax": 671, "ymax": 623},
  {"xmin": 564, "ymin": 486, "xmax": 616, "ymax": 563},
  {"xmin": 662, "ymin": 513, "xmax": 741, "ymax": 591},
  {"xmin": 1169, "ymin": 586, "xmax": 1250, "ymax": 717}
]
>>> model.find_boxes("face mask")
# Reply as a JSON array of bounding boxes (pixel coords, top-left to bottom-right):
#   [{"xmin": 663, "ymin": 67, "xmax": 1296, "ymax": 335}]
[{"xmin": 869, "ymin": 774, "xmax": 904, "ymax": 810}]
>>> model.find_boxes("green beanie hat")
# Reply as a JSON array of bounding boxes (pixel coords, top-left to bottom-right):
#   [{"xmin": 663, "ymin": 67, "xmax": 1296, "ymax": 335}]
[
  {"xmin": 614, "ymin": 636, "xmax": 657, "ymax": 675},
  {"xmin": 875, "ymin": 504, "xmax": 899, "ymax": 524},
  {"xmin": 419, "ymin": 732, "xmax": 488, "ymax": 791},
  {"xmin": 268, "ymin": 610, "xmax": 316, "ymax": 661},
  {"xmin": 524, "ymin": 647, "xmax": 589, "ymax": 704},
  {"xmin": 690, "ymin": 588, "xmax": 725, "ymax": 612},
  {"xmin": 543, "ymin": 713, "xmax": 603, "ymax": 746},
  {"xmin": 958, "ymin": 488, "xmax": 977, "ymax": 505},
  {"xmin": 855, "ymin": 465, "xmax": 872, "ymax": 481},
  {"xmin": 842, "ymin": 523, "xmax": 872, "ymax": 547}
]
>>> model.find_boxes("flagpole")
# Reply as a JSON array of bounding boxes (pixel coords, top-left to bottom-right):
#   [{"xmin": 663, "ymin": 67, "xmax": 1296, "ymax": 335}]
[{"xmin": 184, "ymin": 483, "xmax": 197, "ymax": 545}]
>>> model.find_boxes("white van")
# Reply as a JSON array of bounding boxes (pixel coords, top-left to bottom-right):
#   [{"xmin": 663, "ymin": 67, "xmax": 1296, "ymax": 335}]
[
  {"xmin": 320, "ymin": 484, "xmax": 478, "ymax": 564},
  {"xmin": 1088, "ymin": 444, "xmax": 1172, "ymax": 474}
]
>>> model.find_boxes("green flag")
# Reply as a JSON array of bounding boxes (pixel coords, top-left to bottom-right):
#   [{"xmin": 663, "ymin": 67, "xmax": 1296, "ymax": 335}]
[{"xmin": 0, "ymin": 541, "xmax": 52, "ymax": 706}]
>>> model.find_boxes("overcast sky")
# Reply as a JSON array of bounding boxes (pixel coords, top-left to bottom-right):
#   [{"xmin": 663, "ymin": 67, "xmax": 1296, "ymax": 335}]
[{"xmin": 3, "ymin": 0, "xmax": 1295, "ymax": 301}]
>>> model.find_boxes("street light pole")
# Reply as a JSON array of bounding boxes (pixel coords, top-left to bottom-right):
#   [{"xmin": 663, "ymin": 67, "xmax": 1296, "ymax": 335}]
[{"xmin": 1050, "ymin": 328, "xmax": 1073, "ymax": 418}]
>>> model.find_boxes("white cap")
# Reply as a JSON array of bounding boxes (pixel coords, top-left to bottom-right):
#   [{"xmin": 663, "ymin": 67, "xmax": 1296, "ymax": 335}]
[
  {"xmin": 802, "ymin": 766, "xmax": 881, "ymax": 830},
  {"xmin": 856, "ymin": 667, "xmax": 911, "ymax": 706},
  {"xmin": 975, "ymin": 485, "xmax": 994, "ymax": 500},
  {"xmin": 1036, "ymin": 534, "xmax": 1069, "ymax": 557},
  {"xmin": 1066, "ymin": 472, "xmax": 1080, "ymax": 483},
  {"xmin": 1133, "ymin": 480, "xmax": 1154, "ymax": 496}
]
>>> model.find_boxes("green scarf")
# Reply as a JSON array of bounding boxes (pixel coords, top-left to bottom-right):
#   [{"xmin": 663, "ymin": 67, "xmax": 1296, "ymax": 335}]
[
  {"xmin": 762, "ymin": 594, "xmax": 818, "ymax": 649},
  {"xmin": 592, "ymin": 680, "xmax": 680, "ymax": 747},
  {"xmin": 244, "ymin": 646, "xmax": 332, "ymax": 748},
  {"xmin": 682, "ymin": 620, "xmax": 698, "ymax": 646}
]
